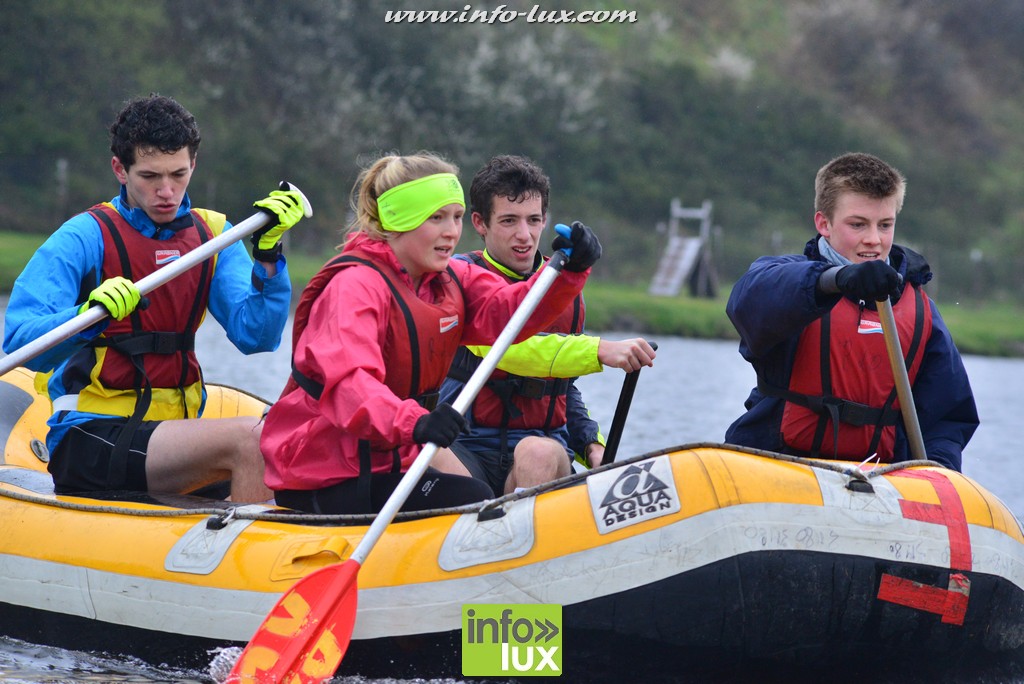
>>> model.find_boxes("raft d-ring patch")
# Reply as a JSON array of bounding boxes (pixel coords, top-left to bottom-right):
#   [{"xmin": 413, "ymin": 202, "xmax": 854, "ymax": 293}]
[
  {"xmin": 587, "ymin": 456, "xmax": 680, "ymax": 534},
  {"xmin": 876, "ymin": 469, "xmax": 972, "ymax": 625}
]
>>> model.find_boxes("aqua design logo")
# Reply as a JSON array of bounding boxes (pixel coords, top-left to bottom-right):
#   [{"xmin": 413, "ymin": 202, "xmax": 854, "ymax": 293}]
[
  {"xmin": 462, "ymin": 604, "xmax": 562, "ymax": 676},
  {"xmin": 586, "ymin": 456, "xmax": 681, "ymax": 534}
]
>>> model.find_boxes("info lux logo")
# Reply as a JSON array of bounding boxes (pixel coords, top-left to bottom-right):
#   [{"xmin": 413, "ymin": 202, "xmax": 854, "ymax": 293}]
[{"xmin": 462, "ymin": 604, "xmax": 562, "ymax": 676}]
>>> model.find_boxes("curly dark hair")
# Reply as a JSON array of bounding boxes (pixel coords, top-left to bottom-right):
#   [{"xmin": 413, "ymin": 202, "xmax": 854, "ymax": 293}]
[
  {"xmin": 109, "ymin": 94, "xmax": 201, "ymax": 169},
  {"xmin": 469, "ymin": 155, "xmax": 550, "ymax": 223}
]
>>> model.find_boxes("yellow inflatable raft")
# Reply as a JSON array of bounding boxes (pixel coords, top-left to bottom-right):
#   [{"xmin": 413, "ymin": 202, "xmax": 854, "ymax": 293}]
[{"xmin": 1, "ymin": 366, "xmax": 1022, "ymax": 682}]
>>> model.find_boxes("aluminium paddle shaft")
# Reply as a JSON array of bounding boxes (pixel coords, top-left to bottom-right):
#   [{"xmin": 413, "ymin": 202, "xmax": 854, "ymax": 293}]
[
  {"xmin": 0, "ymin": 182, "xmax": 311, "ymax": 377},
  {"xmin": 878, "ymin": 296, "xmax": 927, "ymax": 461}
]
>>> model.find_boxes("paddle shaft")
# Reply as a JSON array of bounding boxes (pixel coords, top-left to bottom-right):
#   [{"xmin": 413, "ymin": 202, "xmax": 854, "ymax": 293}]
[
  {"xmin": 877, "ymin": 297, "xmax": 927, "ymax": 461},
  {"xmin": 0, "ymin": 182, "xmax": 311, "ymax": 377},
  {"xmin": 350, "ymin": 251, "xmax": 569, "ymax": 565},
  {"xmin": 603, "ymin": 341, "xmax": 657, "ymax": 464},
  {"xmin": 227, "ymin": 228, "xmax": 574, "ymax": 684}
]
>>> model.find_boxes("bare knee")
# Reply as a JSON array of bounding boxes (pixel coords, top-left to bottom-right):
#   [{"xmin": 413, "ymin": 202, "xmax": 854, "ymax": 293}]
[
  {"xmin": 221, "ymin": 417, "xmax": 271, "ymax": 503},
  {"xmin": 507, "ymin": 436, "xmax": 571, "ymax": 492},
  {"xmin": 233, "ymin": 417, "xmax": 264, "ymax": 467},
  {"xmin": 517, "ymin": 436, "xmax": 569, "ymax": 466}
]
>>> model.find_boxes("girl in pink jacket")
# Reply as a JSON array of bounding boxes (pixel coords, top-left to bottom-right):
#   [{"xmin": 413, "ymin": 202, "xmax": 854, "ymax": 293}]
[{"xmin": 261, "ymin": 152, "xmax": 600, "ymax": 514}]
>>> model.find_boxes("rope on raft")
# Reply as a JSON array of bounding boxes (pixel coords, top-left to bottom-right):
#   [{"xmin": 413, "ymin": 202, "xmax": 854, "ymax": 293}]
[{"xmin": 0, "ymin": 442, "xmax": 950, "ymax": 526}]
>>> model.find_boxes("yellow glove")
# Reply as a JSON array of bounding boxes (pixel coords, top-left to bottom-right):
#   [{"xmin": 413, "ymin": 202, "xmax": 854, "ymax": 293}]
[
  {"xmin": 251, "ymin": 189, "xmax": 305, "ymax": 260},
  {"xmin": 78, "ymin": 276, "xmax": 141, "ymax": 320}
]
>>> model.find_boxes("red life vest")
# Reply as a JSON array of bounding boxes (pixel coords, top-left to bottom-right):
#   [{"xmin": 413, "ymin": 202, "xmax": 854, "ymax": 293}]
[
  {"xmin": 776, "ymin": 287, "xmax": 932, "ymax": 461},
  {"xmin": 459, "ymin": 251, "xmax": 585, "ymax": 431},
  {"xmin": 65, "ymin": 203, "xmax": 217, "ymax": 421},
  {"xmin": 288, "ymin": 247, "xmax": 465, "ymax": 408}
]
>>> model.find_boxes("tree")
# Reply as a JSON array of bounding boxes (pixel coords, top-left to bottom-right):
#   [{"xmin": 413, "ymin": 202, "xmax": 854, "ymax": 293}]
[{"xmin": 0, "ymin": 0, "xmax": 180, "ymax": 230}]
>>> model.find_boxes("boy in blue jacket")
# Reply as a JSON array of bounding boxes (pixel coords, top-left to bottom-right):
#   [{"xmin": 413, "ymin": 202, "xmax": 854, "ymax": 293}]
[
  {"xmin": 725, "ymin": 152, "xmax": 977, "ymax": 471},
  {"xmin": 4, "ymin": 95, "xmax": 304, "ymax": 501}
]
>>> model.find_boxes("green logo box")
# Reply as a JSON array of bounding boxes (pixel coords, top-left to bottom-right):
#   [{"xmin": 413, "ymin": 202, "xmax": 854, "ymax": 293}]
[{"xmin": 462, "ymin": 603, "xmax": 562, "ymax": 677}]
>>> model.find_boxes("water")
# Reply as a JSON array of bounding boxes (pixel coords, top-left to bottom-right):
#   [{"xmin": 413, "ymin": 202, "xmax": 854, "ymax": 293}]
[
  {"xmin": 2, "ymin": 305, "xmax": 1024, "ymax": 681},
  {"xmin": 0, "ymin": 636, "xmax": 456, "ymax": 684},
  {"xmin": 192, "ymin": 324, "xmax": 1024, "ymax": 520}
]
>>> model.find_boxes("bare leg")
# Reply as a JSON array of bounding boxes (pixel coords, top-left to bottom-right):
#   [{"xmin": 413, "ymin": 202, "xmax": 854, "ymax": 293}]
[
  {"xmin": 504, "ymin": 435, "xmax": 571, "ymax": 495},
  {"xmin": 431, "ymin": 447, "xmax": 473, "ymax": 476},
  {"xmin": 146, "ymin": 416, "xmax": 272, "ymax": 503}
]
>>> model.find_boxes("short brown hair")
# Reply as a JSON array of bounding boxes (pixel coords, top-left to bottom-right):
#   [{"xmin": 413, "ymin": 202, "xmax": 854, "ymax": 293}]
[{"xmin": 814, "ymin": 152, "xmax": 906, "ymax": 220}]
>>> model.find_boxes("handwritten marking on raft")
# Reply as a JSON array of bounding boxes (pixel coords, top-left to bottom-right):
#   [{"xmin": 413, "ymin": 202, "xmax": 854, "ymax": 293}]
[
  {"xmin": 887, "ymin": 540, "xmax": 926, "ymax": 562},
  {"xmin": 876, "ymin": 470, "xmax": 971, "ymax": 626},
  {"xmin": 742, "ymin": 525, "xmax": 839, "ymax": 550}
]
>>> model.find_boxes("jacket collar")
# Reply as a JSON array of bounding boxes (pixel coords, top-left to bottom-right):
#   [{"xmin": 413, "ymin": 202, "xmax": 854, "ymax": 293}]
[
  {"xmin": 803, "ymin": 235, "xmax": 933, "ymax": 287},
  {"xmin": 111, "ymin": 187, "xmax": 193, "ymax": 238},
  {"xmin": 344, "ymin": 232, "xmax": 446, "ymax": 291}
]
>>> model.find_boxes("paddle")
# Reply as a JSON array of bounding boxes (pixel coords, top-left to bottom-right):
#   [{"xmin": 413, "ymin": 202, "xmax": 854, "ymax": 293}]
[
  {"xmin": 0, "ymin": 182, "xmax": 312, "ymax": 377},
  {"xmin": 603, "ymin": 341, "xmax": 657, "ymax": 464},
  {"xmin": 224, "ymin": 227, "xmax": 577, "ymax": 684},
  {"xmin": 877, "ymin": 296, "xmax": 927, "ymax": 461}
]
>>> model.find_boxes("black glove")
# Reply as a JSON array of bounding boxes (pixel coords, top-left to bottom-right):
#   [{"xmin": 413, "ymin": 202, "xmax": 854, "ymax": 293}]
[
  {"xmin": 412, "ymin": 403, "xmax": 468, "ymax": 447},
  {"xmin": 835, "ymin": 260, "xmax": 902, "ymax": 302},
  {"xmin": 552, "ymin": 221, "xmax": 602, "ymax": 273}
]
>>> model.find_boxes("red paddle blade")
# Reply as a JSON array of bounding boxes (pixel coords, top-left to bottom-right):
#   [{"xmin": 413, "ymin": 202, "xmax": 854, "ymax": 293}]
[{"xmin": 225, "ymin": 559, "xmax": 360, "ymax": 683}]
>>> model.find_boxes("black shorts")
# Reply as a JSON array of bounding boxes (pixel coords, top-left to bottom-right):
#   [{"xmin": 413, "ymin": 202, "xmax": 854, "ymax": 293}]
[
  {"xmin": 275, "ymin": 467, "xmax": 494, "ymax": 514},
  {"xmin": 449, "ymin": 441, "xmax": 513, "ymax": 497},
  {"xmin": 48, "ymin": 418, "xmax": 158, "ymax": 493}
]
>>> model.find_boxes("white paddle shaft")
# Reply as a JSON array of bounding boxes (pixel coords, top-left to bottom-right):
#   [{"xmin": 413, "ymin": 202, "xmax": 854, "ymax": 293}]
[
  {"xmin": 0, "ymin": 183, "xmax": 311, "ymax": 377},
  {"xmin": 350, "ymin": 251, "xmax": 569, "ymax": 565}
]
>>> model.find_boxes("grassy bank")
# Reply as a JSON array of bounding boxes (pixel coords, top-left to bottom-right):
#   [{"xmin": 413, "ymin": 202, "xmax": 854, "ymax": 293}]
[{"xmin": 5, "ymin": 230, "xmax": 1023, "ymax": 357}]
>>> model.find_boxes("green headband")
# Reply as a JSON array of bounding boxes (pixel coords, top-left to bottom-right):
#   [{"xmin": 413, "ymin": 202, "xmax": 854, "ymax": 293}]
[{"xmin": 378, "ymin": 173, "xmax": 465, "ymax": 232}]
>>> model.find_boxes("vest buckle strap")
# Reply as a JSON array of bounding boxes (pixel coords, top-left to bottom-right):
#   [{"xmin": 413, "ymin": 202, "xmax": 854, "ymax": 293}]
[
  {"xmin": 513, "ymin": 377, "xmax": 548, "ymax": 400},
  {"xmin": 838, "ymin": 402, "xmax": 900, "ymax": 427},
  {"xmin": 417, "ymin": 392, "xmax": 440, "ymax": 411},
  {"xmin": 94, "ymin": 331, "xmax": 195, "ymax": 356}
]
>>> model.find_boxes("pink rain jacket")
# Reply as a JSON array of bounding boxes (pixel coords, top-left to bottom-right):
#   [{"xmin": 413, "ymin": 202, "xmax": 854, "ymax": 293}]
[{"xmin": 261, "ymin": 233, "xmax": 588, "ymax": 491}]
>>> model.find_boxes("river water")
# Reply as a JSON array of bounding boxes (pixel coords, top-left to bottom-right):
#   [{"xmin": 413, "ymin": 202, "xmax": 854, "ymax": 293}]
[
  {"xmin": 1, "ymin": 307, "xmax": 1023, "ymax": 682},
  {"xmin": 191, "ymin": 325, "xmax": 1024, "ymax": 519}
]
